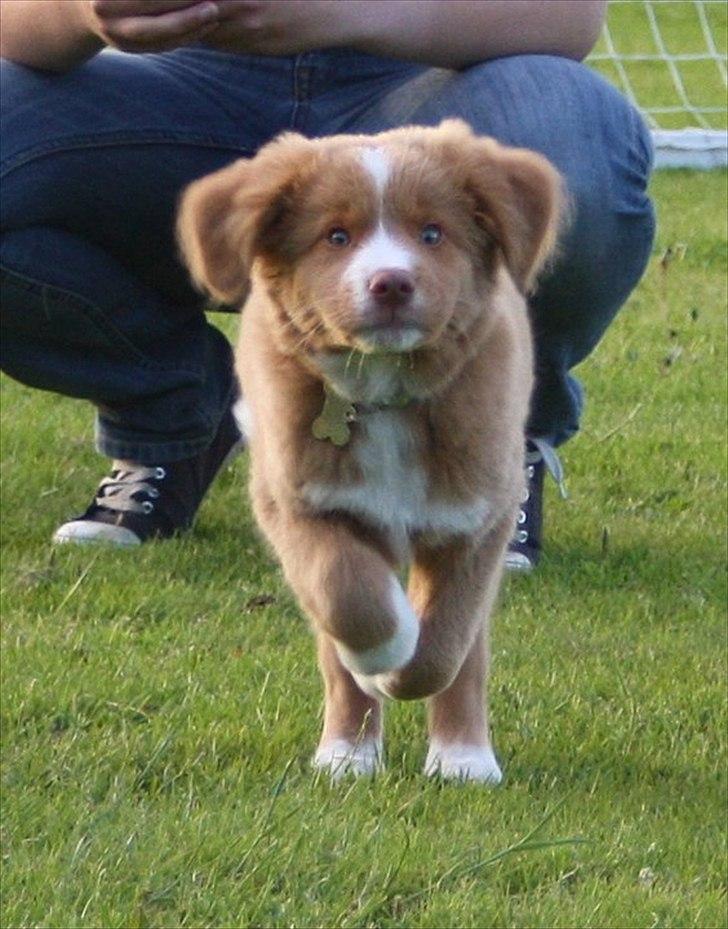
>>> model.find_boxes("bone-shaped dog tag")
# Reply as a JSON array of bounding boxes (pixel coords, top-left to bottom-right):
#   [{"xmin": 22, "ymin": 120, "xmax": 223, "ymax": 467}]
[{"xmin": 312, "ymin": 385, "xmax": 357, "ymax": 447}]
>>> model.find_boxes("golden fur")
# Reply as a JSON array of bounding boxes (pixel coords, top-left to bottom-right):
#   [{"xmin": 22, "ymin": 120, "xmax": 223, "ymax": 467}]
[{"xmin": 178, "ymin": 119, "xmax": 563, "ymax": 781}]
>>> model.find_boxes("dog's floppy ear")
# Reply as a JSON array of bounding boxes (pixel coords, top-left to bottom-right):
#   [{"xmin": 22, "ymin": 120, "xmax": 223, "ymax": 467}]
[
  {"xmin": 444, "ymin": 122, "xmax": 565, "ymax": 294},
  {"xmin": 177, "ymin": 133, "xmax": 316, "ymax": 305}
]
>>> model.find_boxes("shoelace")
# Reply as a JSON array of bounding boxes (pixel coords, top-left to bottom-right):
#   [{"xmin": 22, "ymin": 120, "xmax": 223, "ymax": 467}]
[
  {"xmin": 94, "ymin": 465, "xmax": 166, "ymax": 516},
  {"xmin": 529, "ymin": 437, "xmax": 567, "ymax": 499},
  {"xmin": 514, "ymin": 438, "xmax": 567, "ymax": 547}
]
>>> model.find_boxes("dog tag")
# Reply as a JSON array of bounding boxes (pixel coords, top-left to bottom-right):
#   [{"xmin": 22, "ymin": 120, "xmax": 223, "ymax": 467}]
[{"xmin": 312, "ymin": 385, "xmax": 357, "ymax": 447}]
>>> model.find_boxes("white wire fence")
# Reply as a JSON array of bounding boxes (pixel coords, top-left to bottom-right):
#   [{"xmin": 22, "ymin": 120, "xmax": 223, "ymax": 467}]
[{"xmin": 588, "ymin": 0, "xmax": 727, "ymax": 168}]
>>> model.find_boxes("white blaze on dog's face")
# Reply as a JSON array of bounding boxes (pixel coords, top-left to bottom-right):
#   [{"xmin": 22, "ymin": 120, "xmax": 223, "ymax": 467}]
[
  {"xmin": 336, "ymin": 146, "xmax": 420, "ymax": 351},
  {"xmin": 178, "ymin": 120, "xmax": 563, "ymax": 358}
]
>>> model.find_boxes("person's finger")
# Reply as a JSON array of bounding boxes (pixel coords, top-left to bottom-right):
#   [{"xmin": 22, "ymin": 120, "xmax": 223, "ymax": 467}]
[
  {"xmin": 92, "ymin": 0, "xmax": 205, "ymax": 19},
  {"xmin": 101, "ymin": 2, "xmax": 220, "ymax": 46},
  {"xmin": 122, "ymin": 21, "xmax": 220, "ymax": 52}
]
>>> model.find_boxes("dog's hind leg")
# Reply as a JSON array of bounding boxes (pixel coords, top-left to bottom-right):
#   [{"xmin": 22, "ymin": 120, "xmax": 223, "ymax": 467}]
[{"xmin": 313, "ymin": 634, "xmax": 384, "ymax": 780}]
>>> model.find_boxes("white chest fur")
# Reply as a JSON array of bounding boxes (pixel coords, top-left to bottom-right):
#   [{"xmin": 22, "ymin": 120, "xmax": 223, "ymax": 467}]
[{"xmin": 302, "ymin": 408, "xmax": 490, "ymax": 547}]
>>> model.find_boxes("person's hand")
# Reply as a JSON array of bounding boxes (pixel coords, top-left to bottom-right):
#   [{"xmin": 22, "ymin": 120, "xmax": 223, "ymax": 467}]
[
  {"xmin": 201, "ymin": 0, "xmax": 348, "ymax": 57},
  {"xmin": 80, "ymin": 0, "xmax": 223, "ymax": 54}
]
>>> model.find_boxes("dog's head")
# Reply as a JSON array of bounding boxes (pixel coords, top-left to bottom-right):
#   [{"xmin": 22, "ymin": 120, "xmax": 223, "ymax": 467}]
[{"xmin": 178, "ymin": 119, "xmax": 564, "ymax": 356}]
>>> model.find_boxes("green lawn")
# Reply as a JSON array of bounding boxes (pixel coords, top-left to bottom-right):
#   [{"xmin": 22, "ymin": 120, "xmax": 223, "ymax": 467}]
[{"xmin": 1, "ymin": 164, "xmax": 726, "ymax": 927}]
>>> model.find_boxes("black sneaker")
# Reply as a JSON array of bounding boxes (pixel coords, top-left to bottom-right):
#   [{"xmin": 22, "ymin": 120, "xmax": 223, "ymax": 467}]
[
  {"xmin": 505, "ymin": 437, "xmax": 566, "ymax": 572},
  {"xmin": 53, "ymin": 407, "xmax": 244, "ymax": 546}
]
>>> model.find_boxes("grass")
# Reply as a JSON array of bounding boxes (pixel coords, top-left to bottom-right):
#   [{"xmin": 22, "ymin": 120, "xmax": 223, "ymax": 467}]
[{"xmin": 1, "ymin": 163, "xmax": 726, "ymax": 927}]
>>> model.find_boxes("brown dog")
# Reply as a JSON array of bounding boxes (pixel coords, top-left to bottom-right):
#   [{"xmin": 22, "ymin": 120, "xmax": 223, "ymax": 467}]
[{"xmin": 178, "ymin": 119, "xmax": 563, "ymax": 782}]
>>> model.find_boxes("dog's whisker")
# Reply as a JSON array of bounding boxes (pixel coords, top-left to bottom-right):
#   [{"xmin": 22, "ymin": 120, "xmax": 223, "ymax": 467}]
[
  {"xmin": 292, "ymin": 327, "xmax": 313, "ymax": 349},
  {"xmin": 345, "ymin": 348, "xmax": 357, "ymax": 375},
  {"xmin": 293, "ymin": 320, "xmax": 326, "ymax": 352}
]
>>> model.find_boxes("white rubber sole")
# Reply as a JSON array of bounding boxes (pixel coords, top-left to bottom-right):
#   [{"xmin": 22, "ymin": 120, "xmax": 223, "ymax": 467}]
[{"xmin": 53, "ymin": 520, "xmax": 142, "ymax": 546}]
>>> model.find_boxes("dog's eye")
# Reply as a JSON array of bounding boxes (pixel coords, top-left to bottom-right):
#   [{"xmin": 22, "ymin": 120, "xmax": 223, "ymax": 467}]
[
  {"xmin": 327, "ymin": 227, "xmax": 351, "ymax": 247},
  {"xmin": 420, "ymin": 223, "xmax": 443, "ymax": 246}
]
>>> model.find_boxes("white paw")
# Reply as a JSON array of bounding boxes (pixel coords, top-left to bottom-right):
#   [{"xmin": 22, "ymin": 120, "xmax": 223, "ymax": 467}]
[
  {"xmin": 351, "ymin": 671, "xmax": 394, "ymax": 701},
  {"xmin": 335, "ymin": 576, "xmax": 419, "ymax": 676},
  {"xmin": 313, "ymin": 738, "xmax": 383, "ymax": 781},
  {"xmin": 424, "ymin": 741, "xmax": 503, "ymax": 784}
]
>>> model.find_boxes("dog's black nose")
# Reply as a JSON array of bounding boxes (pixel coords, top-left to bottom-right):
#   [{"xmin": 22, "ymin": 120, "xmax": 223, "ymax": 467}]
[{"xmin": 368, "ymin": 269, "xmax": 415, "ymax": 305}]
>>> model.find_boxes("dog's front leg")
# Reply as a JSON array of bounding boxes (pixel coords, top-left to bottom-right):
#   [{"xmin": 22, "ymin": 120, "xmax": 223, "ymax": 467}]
[
  {"xmin": 253, "ymin": 499, "xmax": 419, "ymax": 677},
  {"xmin": 358, "ymin": 515, "xmax": 512, "ymax": 706},
  {"xmin": 313, "ymin": 635, "xmax": 384, "ymax": 780},
  {"xmin": 424, "ymin": 628, "xmax": 502, "ymax": 783}
]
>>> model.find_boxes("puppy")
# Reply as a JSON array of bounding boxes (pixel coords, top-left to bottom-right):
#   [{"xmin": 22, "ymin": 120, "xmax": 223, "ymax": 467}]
[{"xmin": 178, "ymin": 119, "xmax": 562, "ymax": 782}]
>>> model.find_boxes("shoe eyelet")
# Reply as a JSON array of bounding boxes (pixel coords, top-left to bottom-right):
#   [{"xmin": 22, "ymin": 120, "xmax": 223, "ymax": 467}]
[
  {"xmin": 141, "ymin": 501, "xmax": 155, "ymax": 514},
  {"xmin": 147, "ymin": 488, "xmax": 160, "ymax": 499},
  {"xmin": 517, "ymin": 509, "xmax": 527, "ymax": 524},
  {"xmin": 516, "ymin": 529, "xmax": 529, "ymax": 544},
  {"xmin": 520, "ymin": 488, "xmax": 530, "ymax": 503},
  {"xmin": 526, "ymin": 465, "xmax": 535, "ymax": 478},
  {"xmin": 154, "ymin": 467, "xmax": 166, "ymax": 480}
]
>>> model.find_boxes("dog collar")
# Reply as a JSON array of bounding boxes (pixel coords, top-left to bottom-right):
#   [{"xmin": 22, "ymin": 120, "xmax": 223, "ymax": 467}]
[{"xmin": 311, "ymin": 383, "xmax": 415, "ymax": 447}]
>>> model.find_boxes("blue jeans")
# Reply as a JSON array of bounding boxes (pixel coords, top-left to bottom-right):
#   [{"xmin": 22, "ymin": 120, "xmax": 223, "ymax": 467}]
[{"xmin": 0, "ymin": 47, "xmax": 654, "ymax": 463}]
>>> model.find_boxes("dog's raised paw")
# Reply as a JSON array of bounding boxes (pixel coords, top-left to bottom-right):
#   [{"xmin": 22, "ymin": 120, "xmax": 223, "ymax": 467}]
[
  {"xmin": 351, "ymin": 671, "xmax": 393, "ymax": 702},
  {"xmin": 335, "ymin": 576, "xmax": 419, "ymax": 678},
  {"xmin": 424, "ymin": 742, "xmax": 503, "ymax": 784},
  {"xmin": 313, "ymin": 738, "xmax": 383, "ymax": 781}
]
